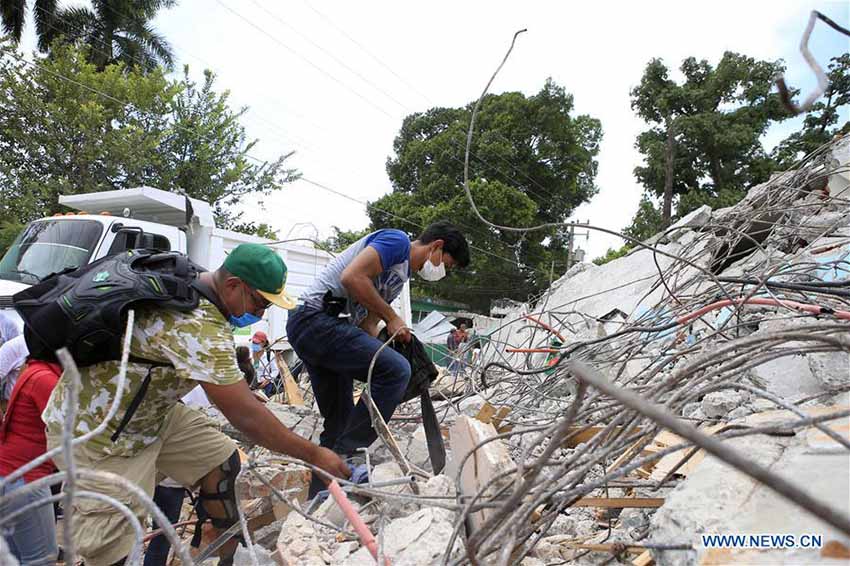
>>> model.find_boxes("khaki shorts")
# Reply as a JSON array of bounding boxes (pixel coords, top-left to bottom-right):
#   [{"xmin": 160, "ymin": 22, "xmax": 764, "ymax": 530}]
[{"xmin": 48, "ymin": 403, "xmax": 237, "ymax": 566}]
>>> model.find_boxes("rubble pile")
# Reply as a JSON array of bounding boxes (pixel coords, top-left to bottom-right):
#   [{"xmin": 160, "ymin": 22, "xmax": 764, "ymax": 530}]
[{"xmin": 182, "ymin": 137, "xmax": 850, "ymax": 565}]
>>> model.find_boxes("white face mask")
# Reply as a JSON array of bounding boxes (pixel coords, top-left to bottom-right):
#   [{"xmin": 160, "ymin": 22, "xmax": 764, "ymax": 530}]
[{"xmin": 419, "ymin": 249, "xmax": 446, "ymax": 282}]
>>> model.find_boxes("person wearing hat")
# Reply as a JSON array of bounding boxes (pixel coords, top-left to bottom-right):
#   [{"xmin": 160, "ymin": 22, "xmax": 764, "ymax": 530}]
[
  {"xmin": 250, "ymin": 330, "xmax": 279, "ymax": 395},
  {"xmin": 287, "ymin": 221, "xmax": 470, "ymax": 497},
  {"xmin": 43, "ymin": 244, "xmax": 349, "ymax": 566}
]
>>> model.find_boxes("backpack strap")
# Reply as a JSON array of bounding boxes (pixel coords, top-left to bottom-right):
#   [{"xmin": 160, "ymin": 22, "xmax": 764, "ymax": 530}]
[{"xmin": 110, "ymin": 361, "xmax": 168, "ymax": 442}]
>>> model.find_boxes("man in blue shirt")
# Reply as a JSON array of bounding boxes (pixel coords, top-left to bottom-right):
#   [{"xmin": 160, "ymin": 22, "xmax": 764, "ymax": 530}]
[{"xmin": 287, "ymin": 221, "xmax": 469, "ymax": 496}]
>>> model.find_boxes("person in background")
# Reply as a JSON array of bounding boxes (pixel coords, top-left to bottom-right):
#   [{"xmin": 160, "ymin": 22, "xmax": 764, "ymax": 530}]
[
  {"xmin": 251, "ymin": 331, "xmax": 279, "ymax": 397},
  {"xmin": 448, "ymin": 323, "xmax": 469, "ymax": 377},
  {"xmin": 0, "ymin": 312, "xmax": 20, "ymax": 347},
  {"xmin": 0, "ymin": 335, "xmax": 28, "ymax": 411},
  {"xmin": 287, "ymin": 221, "xmax": 470, "ymax": 498},
  {"xmin": 446, "ymin": 326, "xmax": 460, "ymax": 374},
  {"xmin": 236, "ymin": 345, "xmax": 255, "ymax": 387},
  {"xmin": 0, "ymin": 359, "xmax": 61, "ymax": 565}
]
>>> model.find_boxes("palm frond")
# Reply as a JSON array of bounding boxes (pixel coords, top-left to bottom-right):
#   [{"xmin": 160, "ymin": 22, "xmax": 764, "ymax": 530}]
[
  {"xmin": 1, "ymin": 0, "xmax": 27, "ymax": 40},
  {"xmin": 32, "ymin": 0, "xmax": 56, "ymax": 50},
  {"xmin": 122, "ymin": 20, "xmax": 173, "ymax": 70},
  {"xmin": 52, "ymin": 6, "xmax": 101, "ymax": 46}
]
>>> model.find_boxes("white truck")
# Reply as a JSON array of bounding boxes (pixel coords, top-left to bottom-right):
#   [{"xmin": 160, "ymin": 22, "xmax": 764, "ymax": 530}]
[{"xmin": 0, "ymin": 186, "xmax": 412, "ymax": 359}]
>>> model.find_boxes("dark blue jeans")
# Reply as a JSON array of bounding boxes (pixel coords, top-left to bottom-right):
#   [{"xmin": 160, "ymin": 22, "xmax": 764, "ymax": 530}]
[
  {"xmin": 143, "ymin": 485, "xmax": 185, "ymax": 566},
  {"xmin": 0, "ymin": 476, "xmax": 57, "ymax": 566},
  {"xmin": 287, "ymin": 307, "xmax": 411, "ymax": 496}
]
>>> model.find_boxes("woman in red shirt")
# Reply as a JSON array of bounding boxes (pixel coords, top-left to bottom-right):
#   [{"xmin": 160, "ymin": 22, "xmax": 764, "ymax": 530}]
[{"xmin": 0, "ymin": 360, "xmax": 61, "ymax": 566}]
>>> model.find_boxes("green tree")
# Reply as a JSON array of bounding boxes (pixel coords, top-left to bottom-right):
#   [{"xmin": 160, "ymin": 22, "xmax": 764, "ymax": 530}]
[
  {"xmin": 0, "ymin": 42, "xmax": 296, "ymax": 233},
  {"xmin": 629, "ymin": 52, "xmax": 788, "ymax": 238},
  {"xmin": 2, "ymin": 0, "xmax": 175, "ymax": 70},
  {"xmin": 624, "ymin": 193, "xmax": 665, "ymax": 242},
  {"xmin": 321, "ymin": 226, "xmax": 370, "ymax": 253},
  {"xmin": 152, "ymin": 67, "xmax": 299, "ymax": 229},
  {"xmin": 52, "ymin": 0, "xmax": 175, "ymax": 71},
  {"xmin": 773, "ymin": 54, "xmax": 850, "ymax": 167},
  {"xmin": 373, "ymin": 79, "xmax": 602, "ymax": 311},
  {"xmin": 0, "ymin": 220, "xmax": 24, "ymax": 257}
]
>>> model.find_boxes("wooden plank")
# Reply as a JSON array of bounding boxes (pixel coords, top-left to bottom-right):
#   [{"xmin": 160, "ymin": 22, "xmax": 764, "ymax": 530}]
[
  {"xmin": 632, "ymin": 549, "xmax": 654, "ymax": 566},
  {"xmin": 609, "ymin": 439, "xmax": 652, "ymax": 475},
  {"xmin": 561, "ymin": 426, "xmax": 645, "ymax": 448},
  {"xmin": 572, "ymin": 497, "xmax": 664, "ymax": 509},
  {"xmin": 274, "ymin": 352, "xmax": 304, "ymax": 406},
  {"xmin": 649, "ymin": 423, "xmax": 726, "ymax": 481},
  {"xmin": 491, "ymin": 406, "xmax": 511, "ymax": 430},
  {"xmin": 475, "ymin": 402, "xmax": 497, "ymax": 424}
]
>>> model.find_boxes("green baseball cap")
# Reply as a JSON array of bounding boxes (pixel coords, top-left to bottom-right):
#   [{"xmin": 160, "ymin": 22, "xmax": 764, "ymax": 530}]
[{"xmin": 223, "ymin": 244, "xmax": 297, "ymax": 309}]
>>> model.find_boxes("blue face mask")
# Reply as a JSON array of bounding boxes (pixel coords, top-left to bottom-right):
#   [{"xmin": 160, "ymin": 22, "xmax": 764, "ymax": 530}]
[
  {"xmin": 250, "ymin": 342, "xmax": 262, "ymax": 353},
  {"xmin": 229, "ymin": 312, "xmax": 262, "ymax": 328},
  {"xmin": 229, "ymin": 283, "xmax": 263, "ymax": 328}
]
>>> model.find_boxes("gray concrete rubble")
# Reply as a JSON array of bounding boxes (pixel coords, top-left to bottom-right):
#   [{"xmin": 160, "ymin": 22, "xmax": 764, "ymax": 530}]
[{"xmin": 173, "ymin": 137, "xmax": 850, "ymax": 566}]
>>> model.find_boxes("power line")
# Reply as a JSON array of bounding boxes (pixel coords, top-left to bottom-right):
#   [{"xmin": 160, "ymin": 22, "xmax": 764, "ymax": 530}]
[
  {"xmin": 213, "ymin": 0, "xmax": 397, "ymax": 122},
  {"xmin": 0, "ymin": 42, "xmax": 542, "ymax": 278},
  {"xmin": 246, "ymin": 0, "xmax": 410, "ymax": 113},
  {"xmin": 218, "ymin": 1, "xmax": 571, "ymax": 209},
  {"xmin": 301, "ymin": 0, "xmax": 433, "ymax": 105},
  {"xmin": 295, "ymin": 1, "xmax": 578, "ymax": 205},
  {"xmin": 16, "ymin": 7, "xmax": 542, "ymax": 268},
  {"xmin": 7, "ymin": 9, "xmax": 562, "ymax": 276},
  {"xmin": 213, "ymin": 2, "xmax": 576, "ymax": 265}
]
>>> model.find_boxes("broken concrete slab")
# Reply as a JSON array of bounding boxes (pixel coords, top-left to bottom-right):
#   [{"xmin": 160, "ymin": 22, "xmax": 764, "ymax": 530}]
[
  {"xmin": 448, "ymin": 415, "xmax": 516, "ymax": 533},
  {"xmin": 341, "ymin": 507, "xmax": 462, "ymax": 565},
  {"xmin": 649, "ymin": 409, "xmax": 850, "ymax": 565}
]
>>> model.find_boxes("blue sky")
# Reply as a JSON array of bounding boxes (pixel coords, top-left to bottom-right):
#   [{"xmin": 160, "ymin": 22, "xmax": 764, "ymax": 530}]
[{"xmin": 14, "ymin": 1, "xmax": 850, "ymax": 261}]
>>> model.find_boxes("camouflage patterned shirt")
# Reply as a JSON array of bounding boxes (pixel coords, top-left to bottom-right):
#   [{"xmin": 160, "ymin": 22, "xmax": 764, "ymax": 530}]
[{"xmin": 43, "ymin": 299, "xmax": 242, "ymax": 457}]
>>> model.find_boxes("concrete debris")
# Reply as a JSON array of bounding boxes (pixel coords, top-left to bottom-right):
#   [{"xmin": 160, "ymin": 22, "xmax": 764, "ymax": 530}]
[
  {"xmin": 448, "ymin": 415, "xmax": 516, "ymax": 532},
  {"xmin": 234, "ymin": 544, "xmax": 278, "ymax": 565},
  {"xmin": 14, "ymin": 138, "xmax": 850, "ymax": 566},
  {"xmin": 239, "ymin": 466, "xmax": 310, "ymax": 501},
  {"xmin": 651, "ymin": 410, "xmax": 850, "ymax": 565},
  {"xmin": 701, "ymin": 390, "xmax": 747, "ymax": 419},
  {"xmin": 275, "ymin": 510, "xmax": 328, "ymax": 565},
  {"xmin": 341, "ymin": 507, "xmax": 462, "ymax": 565}
]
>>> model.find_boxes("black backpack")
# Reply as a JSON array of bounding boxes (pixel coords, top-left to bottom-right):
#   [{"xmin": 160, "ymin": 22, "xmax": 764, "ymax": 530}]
[
  {"xmin": 13, "ymin": 249, "xmax": 213, "ymax": 366},
  {"xmin": 12, "ymin": 249, "xmax": 220, "ymax": 442}
]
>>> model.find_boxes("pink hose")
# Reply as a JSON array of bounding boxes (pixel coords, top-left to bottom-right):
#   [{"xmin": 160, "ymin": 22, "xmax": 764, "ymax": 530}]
[
  {"xmin": 328, "ymin": 479, "xmax": 391, "ymax": 565},
  {"xmin": 524, "ymin": 314, "xmax": 566, "ymax": 341},
  {"xmin": 676, "ymin": 296, "xmax": 850, "ymax": 325}
]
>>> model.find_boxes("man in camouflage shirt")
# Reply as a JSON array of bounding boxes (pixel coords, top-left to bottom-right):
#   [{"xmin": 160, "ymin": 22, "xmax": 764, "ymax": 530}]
[{"xmin": 44, "ymin": 244, "xmax": 349, "ymax": 566}]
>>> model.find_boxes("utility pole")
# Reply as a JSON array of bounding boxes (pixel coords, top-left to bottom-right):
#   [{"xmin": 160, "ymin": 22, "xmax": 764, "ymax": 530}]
[{"xmin": 566, "ymin": 220, "xmax": 590, "ymax": 270}]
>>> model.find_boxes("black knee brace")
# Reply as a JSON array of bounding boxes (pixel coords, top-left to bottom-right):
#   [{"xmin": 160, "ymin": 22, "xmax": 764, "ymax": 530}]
[{"xmin": 190, "ymin": 450, "xmax": 242, "ymax": 548}]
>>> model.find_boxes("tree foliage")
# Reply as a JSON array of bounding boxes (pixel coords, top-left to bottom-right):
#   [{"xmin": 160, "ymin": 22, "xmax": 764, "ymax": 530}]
[
  {"xmin": 373, "ymin": 79, "xmax": 602, "ymax": 311},
  {"xmin": 773, "ymin": 54, "xmax": 850, "ymax": 167},
  {"xmin": 0, "ymin": 42, "xmax": 297, "ymax": 233},
  {"xmin": 1, "ymin": 0, "xmax": 175, "ymax": 70},
  {"xmin": 628, "ymin": 52, "xmax": 788, "ymax": 239},
  {"xmin": 321, "ymin": 226, "xmax": 370, "ymax": 253}
]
